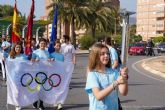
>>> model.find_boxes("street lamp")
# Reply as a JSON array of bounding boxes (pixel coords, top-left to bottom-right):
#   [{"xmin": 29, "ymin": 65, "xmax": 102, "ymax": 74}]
[
  {"xmin": 6, "ymin": 24, "xmax": 12, "ymax": 35},
  {"xmin": 120, "ymin": 10, "xmax": 136, "ymax": 67},
  {"xmin": 36, "ymin": 26, "xmax": 44, "ymax": 43},
  {"xmin": 2, "ymin": 25, "xmax": 5, "ymax": 37},
  {"xmin": 22, "ymin": 25, "xmax": 27, "ymax": 39}
]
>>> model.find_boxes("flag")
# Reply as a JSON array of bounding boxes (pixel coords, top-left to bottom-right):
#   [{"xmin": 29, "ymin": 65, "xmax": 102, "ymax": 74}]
[
  {"xmin": 25, "ymin": 0, "xmax": 35, "ymax": 55},
  {"xmin": 5, "ymin": 60, "xmax": 74, "ymax": 106},
  {"xmin": 12, "ymin": 0, "xmax": 20, "ymax": 43},
  {"xmin": 48, "ymin": 6, "xmax": 58, "ymax": 53}
]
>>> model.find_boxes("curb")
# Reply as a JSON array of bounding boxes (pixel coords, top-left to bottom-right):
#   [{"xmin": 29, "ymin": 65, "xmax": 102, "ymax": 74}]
[
  {"xmin": 142, "ymin": 56, "xmax": 165, "ymax": 78},
  {"xmin": 75, "ymin": 50, "xmax": 89, "ymax": 55},
  {"xmin": 76, "ymin": 52, "xmax": 89, "ymax": 55}
]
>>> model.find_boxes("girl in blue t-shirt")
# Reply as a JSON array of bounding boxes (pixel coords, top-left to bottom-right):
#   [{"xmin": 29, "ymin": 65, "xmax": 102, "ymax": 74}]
[
  {"xmin": 85, "ymin": 43, "xmax": 128, "ymax": 110},
  {"xmin": 50, "ymin": 39, "xmax": 64, "ymax": 62},
  {"xmin": 8, "ymin": 42, "xmax": 28, "ymax": 110},
  {"xmin": 8, "ymin": 42, "xmax": 28, "ymax": 60},
  {"xmin": 50, "ymin": 39, "xmax": 64, "ymax": 110}
]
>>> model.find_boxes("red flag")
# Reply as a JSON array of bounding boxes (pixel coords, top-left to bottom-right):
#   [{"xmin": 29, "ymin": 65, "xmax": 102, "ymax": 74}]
[
  {"xmin": 12, "ymin": 0, "xmax": 20, "ymax": 43},
  {"xmin": 25, "ymin": 0, "xmax": 35, "ymax": 55}
]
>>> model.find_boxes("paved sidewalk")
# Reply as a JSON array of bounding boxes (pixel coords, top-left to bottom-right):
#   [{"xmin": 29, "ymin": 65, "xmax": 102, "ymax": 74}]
[
  {"xmin": 76, "ymin": 49, "xmax": 89, "ymax": 54},
  {"xmin": 142, "ymin": 55, "xmax": 165, "ymax": 78}
]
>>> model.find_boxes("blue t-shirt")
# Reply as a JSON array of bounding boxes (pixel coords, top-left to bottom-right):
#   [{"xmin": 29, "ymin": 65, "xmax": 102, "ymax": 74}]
[
  {"xmin": 50, "ymin": 52, "xmax": 64, "ymax": 62},
  {"xmin": 85, "ymin": 68, "xmax": 119, "ymax": 110},
  {"xmin": 31, "ymin": 49, "xmax": 50, "ymax": 60},
  {"xmin": 109, "ymin": 47, "xmax": 118, "ymax": 65},
  {"xmin": 1, "ymin": 41, "xmax": 11, "ymax": 53},
  {"xmin": 1, "ymin": 41, "xmax": 11, "ymax": 57},
  {"xmin": 8, "ymin": 54, "xmax": 28, "ymax": 60}
]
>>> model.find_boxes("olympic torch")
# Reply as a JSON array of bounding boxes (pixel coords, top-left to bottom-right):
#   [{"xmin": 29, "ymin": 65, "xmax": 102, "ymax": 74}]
[{"xmin": 120, "ymin": 10, "xmax": 136, "ymax": 67}]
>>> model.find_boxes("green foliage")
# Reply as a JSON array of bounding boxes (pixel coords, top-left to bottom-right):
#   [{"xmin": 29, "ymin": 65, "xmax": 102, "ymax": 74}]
[
  {"xmin": 153, "ymin": 36, "xmax": 165, "ymax": 43},
  {"xmin": 112, "ymin": 34, "xmax": 122, "ymax": 45},
  {"xmin": 130, "ymin": 34, "xmax": 142, "ymax": 43},
  {"xmin": 94, "ymin": 32, "xmax": 110, "ymax": 41},
  {"xmin": 0, "ymin": 5, "xmax": 14, "ymax": 17},
  {"xmin": 79, "ymin": 35, "xmax": 95, "ymax": 49}
]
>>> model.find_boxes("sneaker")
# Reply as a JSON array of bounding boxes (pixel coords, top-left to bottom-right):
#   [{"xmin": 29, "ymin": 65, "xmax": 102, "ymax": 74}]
[
  {"xmin": 32, "ymin": 101, "xmax": 38, "ymax": 108},
  {"xmin": 57, "ymin": 103, "xmax": 63, "ymax": 110},
  {"xmin": 39, "ymin": 105, "xmax": 45, "ymax": 110},
  {"xmin": 15, "ymin": 106, "xmax": 22, "ymax": 110}
]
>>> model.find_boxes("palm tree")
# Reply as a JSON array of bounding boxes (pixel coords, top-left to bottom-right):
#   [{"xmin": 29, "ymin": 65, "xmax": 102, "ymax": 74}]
[
  {"xmin": 0, "ymin": 5, "xmax": 14, "ymax": 17},
  {"xmin": 86, "ymin": 0, "xmax": 117, "ymax": 38},
  {"xmin": 47, "ymin": 0, "xmax": 91, "ymax": 47},
  {"xmin": 47, "ymin": 0, "xmax": 116, "ymax": 45}
]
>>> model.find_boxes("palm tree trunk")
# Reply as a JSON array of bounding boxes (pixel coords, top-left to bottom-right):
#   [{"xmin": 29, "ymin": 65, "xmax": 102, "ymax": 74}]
[
  {"xmin": 92, "ymin": 25, "xmax": 96, "ymax": 38},
  {"xmin": 59, "ymin": 17, "xmax": 62, "ymax": 39},
  {"xmin": 71, "ymin": 17, "xmax": 76, "ymax": 48}
]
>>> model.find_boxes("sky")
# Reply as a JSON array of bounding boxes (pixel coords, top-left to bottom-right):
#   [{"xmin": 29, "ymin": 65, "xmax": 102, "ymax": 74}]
[
  {"xmin": 0, "ymin": 0, "xmax": 137, "ymax": 20},
  {"xmin": 120, "ymin": 0, "xmax": 137, "ymax": 12}
]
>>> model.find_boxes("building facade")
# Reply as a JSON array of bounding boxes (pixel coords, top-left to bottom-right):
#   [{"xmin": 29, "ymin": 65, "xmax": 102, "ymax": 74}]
[{"xmin": 136, "ymin": 0, "xmax": 165, "ymax": 41}]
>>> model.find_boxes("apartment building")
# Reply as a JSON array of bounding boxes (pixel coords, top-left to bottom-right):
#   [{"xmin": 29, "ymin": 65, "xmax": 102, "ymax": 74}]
[{"xmin": 136, "ymin": 0, "xmax": 165, "ymax": 41}]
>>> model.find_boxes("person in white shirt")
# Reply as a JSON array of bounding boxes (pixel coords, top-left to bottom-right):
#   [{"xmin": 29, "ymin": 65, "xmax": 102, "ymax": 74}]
[
  {"xmin": 61, "ymin": 35, "xmax": 76, "ymax": 64},
  {"xmin": 1, "ymin": 36, "xmax": 11, "ymax": 58}
]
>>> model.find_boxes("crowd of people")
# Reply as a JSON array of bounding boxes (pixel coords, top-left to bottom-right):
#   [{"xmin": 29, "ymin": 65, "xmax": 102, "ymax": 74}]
[
  {"xmin": 0, "ymin": 34, "xmax": 129, "ymax": 110},
  {"xmin": 0, "ymin": 35, "xmax": 76, "ymax": 110}
]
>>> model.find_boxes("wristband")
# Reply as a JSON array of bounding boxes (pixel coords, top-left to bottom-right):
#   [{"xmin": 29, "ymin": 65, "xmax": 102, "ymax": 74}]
[{"xmin": 112, "ymin": 81, "xmax": 118, "ymax": 90}]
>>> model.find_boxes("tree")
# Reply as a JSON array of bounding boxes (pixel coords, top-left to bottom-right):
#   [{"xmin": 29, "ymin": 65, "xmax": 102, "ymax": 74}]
[
  {"xmin": 77, "ymin": 1, "xmax": 117, "ymax": 38},
  {"xmin": 0, "ymin": 5, "xmax": 14, "ymax": 17},
  {"xmin": 47, "ymin": 0, "xmax": 91, "ymax": 47}
]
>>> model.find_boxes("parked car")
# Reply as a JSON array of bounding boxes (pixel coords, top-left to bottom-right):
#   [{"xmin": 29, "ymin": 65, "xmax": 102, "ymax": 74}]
[
  {"xmin": 156, "ymin": 42, "xmax": 165, "ymax": 53},
  {"xmin": 128, "ymin": 42, "xmax": 147, "ymax": 55}
]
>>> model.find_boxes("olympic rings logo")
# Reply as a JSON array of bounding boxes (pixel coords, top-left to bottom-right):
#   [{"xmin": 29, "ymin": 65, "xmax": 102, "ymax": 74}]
[{"xmin": 20, "ymin": 72, "xmax": 61, "ymax": 92}]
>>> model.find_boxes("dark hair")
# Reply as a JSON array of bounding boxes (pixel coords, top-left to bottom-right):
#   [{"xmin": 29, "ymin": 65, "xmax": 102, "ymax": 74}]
[
  {"xmin": 54, "ymin": 39, "xmax": 61, "ymax": 46},
  {"xmin": 31, "ymin": 38, "xmax": 36, "ymax": 42},
  {"xmin": 104, "ymin": 37, "xmax": 112, "ymax": 46},
  {"xmin": 63, "ymin": 35, "xmax": 70, "ymax": 41},
  {"xmin": 9, "ymin": 42, "xmax": 24, "ymax": 59},
  {"xmin": 39, "ymin": 38, "xmax": 47, "ymax": 44}
]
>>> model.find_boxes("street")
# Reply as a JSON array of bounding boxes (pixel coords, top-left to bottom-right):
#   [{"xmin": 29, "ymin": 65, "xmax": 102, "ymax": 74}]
[{"xmin": 0, "ymin": 54, "xmax": 165, "ymax": 110}]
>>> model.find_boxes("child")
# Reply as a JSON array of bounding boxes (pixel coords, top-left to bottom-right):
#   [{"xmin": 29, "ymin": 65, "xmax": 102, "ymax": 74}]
[
  {"xmin": 31, "ymin": 38, "xmax": 51, "ymax": 62},
  {"xmin": 8, "ymin": 42, "xmax": 27, "ymax": 60},
  {"xmin": 31, "ymin": 38, "xmax": 51, "ymax": 110},
  {"xmin": 50, "ymin": 39, "xmax": 64, "ymax": 110},
  {"xmin": 50, "ymin": 39, "xmax": 64, "ymax": 62},
  {"xmin": 8, "ymin": 42, "xmax": 28, "ymax": 110},
  {"xmin": 85, "ymin": 43, "xmax": 128, "ymax": 110}
]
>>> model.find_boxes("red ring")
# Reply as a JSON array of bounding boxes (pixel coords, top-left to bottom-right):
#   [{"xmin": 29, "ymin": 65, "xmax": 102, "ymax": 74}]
[{"xmin": 48, "ymin": 74, "xmax": 61, "ymax": 87}]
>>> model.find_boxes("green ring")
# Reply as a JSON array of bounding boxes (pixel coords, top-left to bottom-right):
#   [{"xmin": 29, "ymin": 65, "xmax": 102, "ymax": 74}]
[
  {"xmin": 27, "ymin": 77, "xmax": 41, "ymax": 93},
  {"xmin": 41, "ymin": 78, "xmax": 53, "ymax": 91}
]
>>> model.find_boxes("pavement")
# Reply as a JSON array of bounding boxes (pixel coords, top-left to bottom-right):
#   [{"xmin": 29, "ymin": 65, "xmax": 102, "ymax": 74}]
[
  {"xmin": 75, "ymin": 49, "xmax": 89, "ymax": 54},
  {"xmin": 76, "ymin": 49, "xmax": 165, "ymax": 78},
  {"xmin": 142, "ymin": 55, "xmax": 165, "ymax": 78}
]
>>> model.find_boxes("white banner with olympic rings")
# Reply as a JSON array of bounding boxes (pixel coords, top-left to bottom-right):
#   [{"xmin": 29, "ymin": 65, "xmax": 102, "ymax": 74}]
[{"xmin": 5, "ymin": 59, "xmax": 74, "ymax": 107}]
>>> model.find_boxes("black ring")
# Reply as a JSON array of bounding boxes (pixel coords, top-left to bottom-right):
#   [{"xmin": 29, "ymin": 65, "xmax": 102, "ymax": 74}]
[
  {"xmin": 20, "ymin": 73, "xmax": 33, "ymax": 87},
  {"xmin": 42, "ymin": 78, "xmax": 53, "ymax": 91},
  {"xmin": 35, "ymin": 72, "xmax": 47, "ymax": 84}
]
